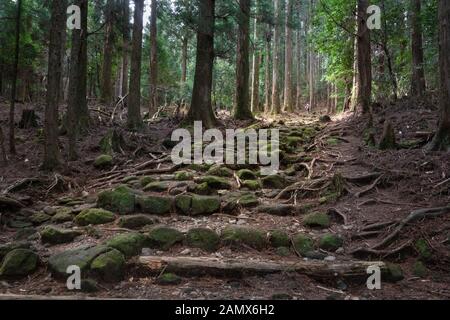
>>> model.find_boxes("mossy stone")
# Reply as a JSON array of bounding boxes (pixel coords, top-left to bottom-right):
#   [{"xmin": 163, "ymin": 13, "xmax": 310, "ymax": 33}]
[
  {"xmin": 51, "ymin": 211, "xmax": 73, "ymax": 223},
  {"xmin": 106, "ymin": 232, "xmax": 146, "ymax": 258},
  {"xmin": 187, "ymin": 163, "xmax": 211, "ymax": 172},
  {"xmin": 143, "ymin": 181, "xmax": 170, "ymax": 192},
  {"xmin": 174, "ymin": 171, "xmax": 194, "ymax": 181},
  {"xmin": 97, "ymin": 185, "xmax": 136, "ymax": 214},
  {"xmin": 318, "ymin": 234, "xmax": 343, "ymax": 252},
  {"xmin": 140, "ymin": 176, "xmax": 156, "ymax": 187},
  {"xmin": 30, "ymin": 212, "xmax": 51, "ymax": 225},
  {"xmin": 237, "ymin": 169, "xmax": 257, "ymax": 180},
  {"xmin": 221, "ymin": 226, "xmax": 267, "ymax": 250},
  {"xmin": 207, "ymin": 165, "xmax": 234, "ymax": 177},
  {"xmin": 80, "ymin": 279, "xmax": 99, "ymax": 293},
  {"xmin": 157, "ymin": 273, "xmax": 182, "ymax": 285},
  {"xmin": 303, "ymin": 212, "xmax": 330, "ymax": 228},
  {"xmin": 237, "ymin": 193, "xmax": 259, "ymax": 207},
  {"xmin": 40, "ymin": 226, "xmax": 82, "ymax": 245},
  {"xmin": 415, "ymin": 239, "xmax": 432, "ymax": 260},
  {"xmin": 191, "ymin": 195, "xmax": 221, "ymax": 215},
  {"xmin": 197, "ymin": 176, "xmax": 232, "ymax": 190},
  {"xmin": 412, "ymin": 261, "xmax": 427, "ymax": 278},
  {"xmin": 135, "ymin": 195, "xmax": 173, "ymax": 215},
  {"xmin": 0, "ymin": 249, "xmax": 38, "ymax": 277},
  {"xmin": 94, "ymin": 155, "xmax": 113, "ymax": 169},
  {"xmin": 175, "ymin": 195, "xmax": 192, "ymax": 214},
  {"xmin": 75, "ymin": 208, "xmax": 115, "ymax": 226},
  {"xmin": 275, "ymin": 246, "xmax": 291, "ymax": 257},
  {"xmin": 186, "ymin": 228, "xmax": 220, "ymax": 252},
  {"xmin": 14, "ymin": 228, "xmax": 37, "ymax": 241},
  {"xmin": 241, "ymin": 180, "xmax": 261, "ymax": 190},
  {"xmin": 386, "ymin": 263, "xmax": 404, "ymax": 282},
  {"xmin": 118, "ymin": 214, "xmax": 157, "ymax": 229},
  {"xmin": 269, "ymin": 230, "xmax": 291, "ymax": 248},
  {"xmin": 0, "ymin": 242, "xmax": 31, "ymax": 261},
  {"xmin": 261, "ymin": 175, "xmax": 287, "ymax": 189},
  {"xmin": 122, "ymin": 176, "xmax": 138, "ymax": 183},
  {"xmin": 292, "ymin": 233, "xmax": 314, "ymax": 256},
  {"xmin": 90, "ymin": 248, "xmax": 126, "ymax": 282},
  {"xmin": 193, "ymin": 182, "xmax": 213, "ymax": 195},
  {"xmin": 147, "ymin": 227, "xmax": 184, "ymax": 250}
]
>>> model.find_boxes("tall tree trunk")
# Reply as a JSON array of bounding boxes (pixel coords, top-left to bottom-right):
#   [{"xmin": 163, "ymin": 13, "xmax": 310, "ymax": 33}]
[
  {"xmin": 410, "ymin": 0, "xmax": 426, "ymax": 96},
  {"xmin": 295, "ymin": 26, "xmax": 302, "ymax": 110},
  {"xmin": 308, "ymin": 0, "xmax": 315, "ymax": 112},
  {"xmin": 356, "ymin": 0, "xmax": 372, "ymax": 115},
  {"xmin": 43, "ymin": 0, "xmax": 66, "ymax": 170},
  {"xmin": 181, "ymin": 36, "xmax": 188, "ymax": 83},
  {"xmin": 234, "ymin": 0, "xmax": 253, "ymax": 120},
  {"xmin": 187, "ymin": 0, "xmax": 217, "ymax": 128},
  {"xmin": 101, "ymin": 0, "xmax": 114, "ymax": 104},
  {"xmin": 284, "ymin": 0, "xmax": 293, "ymax": 112},
  {"xmin": 120, "ymin": 0, "xmax": 130, "ymax": 99},
  {"xmin": 67, "ymin": 0, "xmax": 89, "ymax": 160},
  {"xmin": 264, "ymin": 28, "xmax": 272, "ymax": 113},
  {"xmin": 9, "ymin": 0, "xmax": 22, "ymax": 155},
  {"xmin": 271, "ymin": 0, "xmax": 281, "ymax": 114},
  {"xmin": 427, "ymin": 0, "xmax": 450, "ymax": 151},
  {"xmin": 250, "ymin": 6, "xmax": 260, "ymax": 114},
  {"xmin": 349, "ymin": 5, "xmax": 359, "ymax": 112},
  {"xmin": 149, "ymin": 0, "xmax": 158, "ymax": 114},
  {"xmin": 127, "ymin": 0, "xmax": 144, "ymax": 130}
]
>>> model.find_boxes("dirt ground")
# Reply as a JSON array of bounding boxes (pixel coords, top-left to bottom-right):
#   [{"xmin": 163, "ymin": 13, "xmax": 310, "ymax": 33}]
[{"xmin": 0, "ymin": 95, "xmax": 449, "ymax": 300}]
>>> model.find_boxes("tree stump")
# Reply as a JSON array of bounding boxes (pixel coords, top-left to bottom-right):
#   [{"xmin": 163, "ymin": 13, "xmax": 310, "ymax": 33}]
[
  {"xmin": 379, "ymin": 120, "xmax": 396, "ymax": 150},
  {"xmin": 18, "ymin": 109, "xmax": 39, "ymax": 128},
  {"xmin": 99, "ymin": 129, "xmax": 126, "ymax": 154}
]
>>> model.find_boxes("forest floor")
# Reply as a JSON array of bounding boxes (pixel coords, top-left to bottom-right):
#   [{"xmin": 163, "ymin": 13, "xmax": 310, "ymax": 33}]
[{"xmin": 0, "ymin": 95, "xmax": 449, "ymax": 300}]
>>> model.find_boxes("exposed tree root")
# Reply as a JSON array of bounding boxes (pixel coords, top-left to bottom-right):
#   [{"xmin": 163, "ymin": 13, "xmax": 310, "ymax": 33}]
[{"xmin": 351, "ymin": 240, "xmax": 413, "ymax": 259}]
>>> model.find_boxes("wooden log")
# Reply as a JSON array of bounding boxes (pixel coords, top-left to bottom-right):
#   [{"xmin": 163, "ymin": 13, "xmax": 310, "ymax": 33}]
[{"xmin": 138, "ymin": 255, "xmax": 386, "ymax": 279}]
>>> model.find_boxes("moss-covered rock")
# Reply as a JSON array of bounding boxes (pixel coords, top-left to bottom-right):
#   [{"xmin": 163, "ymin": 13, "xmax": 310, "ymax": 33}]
[
  {"xmin": 258, "ymin": 204, "xmax": 294, "ymax": 216},
  {"xmin": 261, "ymin": 174, "xmax": 287, "ymax": 189},
  {"xmin": 275, "ymin": 246, "xmax": 291, "ymax": 257},
  {"xmin": 30, "ymin": 212, "xmax": 51, "ymax": 225},
  {"xmin": 237, "ymin": 193, "xmax": 259, "ymax": 208},
  {"xmin": 415, "ymin": 239, "xmax": 432, "ymax": 260},
  {"xmin": 386, "ymin": 263, "xmax": 404, "ymax": 282},
  {"xmin": 97, "ymin": 185, "xmax": 136, "ymax": 214},
  {"xmin": 303, "ymin": 212, "xmax": 330, "ymax": 228},
  {"xmin": 191, "ymin": 195, "xmax": 221, "ymax": 215},
  {"xmin": 175, "ymin": 194, "xmax": 192, "ymax": 214},
  {"xmin": 106, "ymin": 232, "xmax": 146, "ymax": 258},
  {"xmin": 187, "ymin": 163, "xmax": 211, "ymax": 172},
  {"xmin": 236, "ymin": 169, "xmax": 257, "ymax": 180},
  {"xmin": 40, "ymin": 226, "xmax": 82, "ymax": 245},
  {"xmin": 269, "ymin": 230, "xmax": 291, "ymax": 248},
  {"xmin": 140, "ymin": 176, "xmax": 156, "ymax": 188},
  {"xmin": 292, "ymin": 233, "xmax": 314, "ymax": 256},
  {"xmin": 412, "ymin": 261, "xmax": 427, "ymax": 278},
  {"xmin": 50, "ymin": 210, "xmax": 73, "ymax": 223},
  {"xmin": 197, "ymin": 176, "xmax": 232, "ymax": 190},
  {"xmin": 75, "ymin": 208, "xmax": 115, "ymax": 226},
  {"xmin": 0, "ymin": 249, "xmax": 38, "ymax": 277},
  {"xmin": 318, "ymin": 234, "xmax": 343, "ymax": 252},
  {"xmin": 90, "ymin": 248, "xmax": 126, "ymax": 282},
  {"xmin": 174, "ymin": 171, "xmax": 194, "ymax": 181},
  {"xmin": 193, "ymin": 182, "xmax": 213, "ymax": 195},
  {"xmin": 48, "ymin": 245, "xmax": 111, "ymax": 278},
  {"xmin": 146, "ymin": 227, "xmax": 184, "ymax": 250},
  {"xmin": 143, "ymin": 181, "xmax": 170, "ymax": 192},
  {"xmin": 135, "ymin": 195, "xmax": 173, "ymax": 215},
  {"xmin": 156, "ymin": 273, "xmax": 182, "ymax": 285},
  {"xmin": 13, "ymin": 228, "xmax": 37, "ymax": 241},
  {"xmin": 241, "ymin": 180, "xmax": 261, "ymax": 190},
  {"xmin": 186, "ymin": 228, "xmax": 220, "ymax": 252},
  {"xmin": 118, "ymin": 214, "xmax": 157, "ymax": 229},
  {"xmin": 221, "ymin": 226, "xmax": 267, "ymax": 250},
  {"xmin": 0, "ymin": 242, "xmax": 31, "ymax": 261},
  {"xmin": 94, "ymin": 154, "xmax": 113, "ymax": 169},
  {"xmin": 207, "ymin": 165, "xmax": 234, "ymax": 177}
]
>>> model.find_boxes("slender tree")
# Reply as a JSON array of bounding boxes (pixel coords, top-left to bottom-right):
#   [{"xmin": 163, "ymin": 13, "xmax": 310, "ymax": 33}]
[
  {"xmin": 127, "ymin": 0, "xmax": 144, "ymax": 130},
  {"xmin": 149, "ymin": 0, "xmax": 158, "ymax": 114},
  {"xmin": 42, "ymin": 0, "xmax": 66, "ymax": 170},
  {"xmin": 308, "ymin": 0, "xmax": 315, "ymax": 111},
  {"xmin": 264, "ymin": 27, "xmax": 272, "ymax": 113},
  {"xmin": 250, "ymin": 1, "xmax": 261, "ymax": 114},
  {"xmin": 410, "ymin": 0, "xmax": 426, "ymax": 96},
  {"xmin": 234, "ymin": 0, "xmax": 253, "ymax": 120},
  {"xmin": 101, "ymin": 0, "xmax": 115, "ymax": 104},
  {"xmin": 187, "ymin": 0, "xmax": 217, "ymax": 128},
  {"xmin": 120, "ymin": 0, "xmax": 130, "ymax": 99},
  {"xmin": 181, "ymin": 35, "xmax": 189, "ymax": 83},
  {"xmin": 271, "ymin": 0, "xmax": 281, "ymax": 114},
  {"xmin": 284, "ymin": 0, "xmax": 293, "ymax": 112},
  {"xmin": 356, "ymin": 0, "xmax": 372, "ymax": 114},
  {"xmin": 427, "ymin": 0, "xmax": 450, "ymax": 151}
]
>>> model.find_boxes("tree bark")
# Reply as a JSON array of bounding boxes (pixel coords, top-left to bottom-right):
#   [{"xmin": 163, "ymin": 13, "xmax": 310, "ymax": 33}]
[
  {"xmin": 101, "ymin": 0, "xmax": 115, "ymax": 105},
  {"xmin": 308, "ymin": 0, "xmax": 315, "ymax": 112},
  {"xmin": 250, "ymin": 7, "xmax": 260, "ymax": 114},
  {"xmin": 127, "ymin": 0, "xmax": 144, "ymax": 130},
  {"xmin": 9, "ymin": 0, "xmax": 22, "ymax": 155},
  {"xmin": 120, "ymin": 0, "xmax": 130, "ymax": 99},
  {"xmin": 42, "ymin": 0, "xmax": 66, "ymax": 170},
  {"xmin": 295, "ymin": 25, "xmax": 302, "ymax": 110},
  {"xmin": 284, "ymin": 0, "xmax": 294, "ymax": 112},
  {"xmin": 264, "ymin": 28, "xmax": 272, "ymax": 113},
  {"xmin": 410, "ymin": 0, "xmax": 426, "ymax": 97},
  {"xmin": 181, "ymin": 36, "xmax": 188, "ymax": 83},
  {"xmin": 356, "ymin": 0, "xmax": 372, "ymax": 115},
  {"xmin": 234, "ymin": 0, "xmax": 253, "ymax": 120},
  {"xmin": 187, "ymin": 0, "xmax": 217, "ymax": 128},
  {"xmin": 149, "ymin": 0, "xmax": 158, "ymax": 114},
  {"xmin": 426, "ymin": 0, "xmax": 450, "ymax": 151},
  {"xmin": 271, "ymin": 0, "xmax": 281, "ymax": 114}
]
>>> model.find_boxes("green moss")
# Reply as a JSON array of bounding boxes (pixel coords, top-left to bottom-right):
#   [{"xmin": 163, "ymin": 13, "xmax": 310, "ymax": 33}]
[
  {"xmin": 174, "ymin": 171, "xmax": 194, "ymax": 181},
  {"xmin": 292, "ymin": 233, "xmax": 314, "ymax": 256},
  {"xmin": 386, "ymin": 263, "xmax": 404, "ymax": 282},
  {"xmin": 207, "ymin": 165, "xmax": 234, "ymax": 177},
  {"xmin": 30, "ymin": 212, "xmax": 51, "ymax": 225},
  {"xmin": 236, "ymin": 169, "xmax": 257, "ymax": 180},
  {"xmin": 326, "ymin": 138, "xmax": 339, "ymax": 146},
  {"xmin": 186, "ymin": 228, "xmax": 220, "ymax": 252},
  {"xmin": 97, "ymin": 185, "xmax": 136, "ymax": 214},
  {"xmin": 140, "ymin": 176, "xmax": 156, "ymax": 187},
  {"xmin": 241, "ymin": 180, "xmax": 261, "ymax": 190},
  {"xmin": 118, "ymin": 214, "xmax": 157, "ymax": 229},
  {"xmin": 221, "ymin": 226, "xmax": 267, "ymax": 250},
  {"xmin": 0, "ymin": 249, "xmax": 38, "ymax": 277},
  {"xmin": 143, "ymin": 181, "xmax": 170, "ymax": 192},
  {"xmin": 303, "ymin": 212, "xmax": 330, "ymax": 228},
  {"xmin": 275, "ymin": 246, "xmax": 291, "ymax": 257},
  {"xmin": 191, "ymin": 195, "xmax": 221, "ymax": 215},
  {"xmin": 94, "ymin": 155, "xmax": 113, "ymax": 169},
  {"xmin": 318, "ymin": 234, "xmax": 343, "ymax": 252},
  {"xmin": 147, "ymin": 227, "xmax": 184, "ymax": 250},
  {"xmin": 106, "ymin": 232, "xmax": 146, "ymax": 258},
  {"xmin": 285, "ymin": 136, "xmax": 303, "ymax": 148},
  {"xmin": 261, "ymin": 174, "xmax": 287, "ymax": 189},
  {"xmin": 90, "ymin": 248, "xmax": 126, "ymax": 282},
  {"xmin": 40, "ymin": 226, "xmax": 82, "ymax": 245},
  {"xmin": 412, "ymin": 261, "xmax": 427, "ymax": 278},
  {"xmin": 269, "ymin": 230, "xmax": 291, "ymax": 248},
  {"xmin": 75, "ymin": 208, "xmax": 115, "ymax": 226},
  {"xmin": 175, "ymin": 195, "xmax": 192, "ymax": 214},
  {"xmin": 122, "ymin": 176, "xmax": 138, "ymax": 183},
  {"xmin": 135, "ymin": 195, "xmax": 173, "ymax": 215},
  {"xmin": 51, "ymin": 211, "xmax": 73, "ymax": 223},
  {"xmin": 237, "ymin": 193, "xmax": 259, "ymax": 207},
  {"xmin": 157, "ymin": 273, "xmax": 182, "ymax": 285},
  {"xmin": 415, "ymin": 239, "xmax": 432, "ymax": 260},
  {"xmin": 197, "ymin": 176, "xmax": 232, "ymax": 190},
  {"xmin": 187, "ymin": 163, "xmax": 211, "ymax": 172},
  {"xmin": 193, "ymin": 182, "xmax": 213, "ymax": 195}
]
